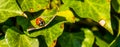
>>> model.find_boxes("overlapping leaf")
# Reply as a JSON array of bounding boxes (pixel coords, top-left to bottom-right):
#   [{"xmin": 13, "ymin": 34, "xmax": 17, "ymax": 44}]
[
  {"xmin": 5, "ymin": 27, "xmax": 39, "ymax": 47},
  {"xmin": 111, "ymin": 0, "xmax": 120, "ymax": 13},
  {"xmin": 109, "ymin": 16, "xmax": 120, "ymax": 47},
  {"xmin": 0, "ymin": 0, "xmax": 120, "ymax": 47},
  {"xmin": 61, "ymin": 0, "xmax": 113, "ymax": 34},
  {"xmin": 95, "ymin": 37, "xmax": 109, "ymax": 47},
  {"xmin": 0, "ymin": 38, "xmax": 8, "ymax": 47},
  {"xmin": 16, "ymin": 16, "xmax": 30, "ymax": 31},
  {"xmin": 57, "ymin": 10, "xmax": 75, "ymax": 23},
  {"xmin": 58, "ymin": 28, "xmax": 94, "ymax": 47},
  {"xmin": 17, "ymin": 0, "xmax": 49, "ymax": 12},
  {"xmin": 0, "ymin": 0, "xmax": 24, "ymax": 23},
  {"xmin": 27, "ymin": 16, "xmax": 65, "ymax": 47},
  {"xmin": 30, "ymin": 9, "xmax": 57, "ymax": 28}
]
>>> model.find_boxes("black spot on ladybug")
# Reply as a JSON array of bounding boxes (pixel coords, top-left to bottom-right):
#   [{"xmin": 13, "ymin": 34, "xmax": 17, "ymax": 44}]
[{"xmin": 39, "ymin": 20, "xmax": 45, "ymax": 26}]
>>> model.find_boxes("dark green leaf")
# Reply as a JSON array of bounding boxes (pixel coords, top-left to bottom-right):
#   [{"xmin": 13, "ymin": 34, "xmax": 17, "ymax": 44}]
[
  {"xmin": 95, "ymin": 37, "xmax": 109, "ymax": 47},
  {"xmin": 16, "ymin": 16, "xmax": 30, "ymax": 31},
  {"xmin": 109, "ymin": 16, "xmax": 120, "ymax": 47},
  {"xmin": 58, "ymin": 28, "xmax": 94, "ymax": 47},
  {"xmin": 111, "ymin": 0, "xmax": 120, "ymax": 13}
]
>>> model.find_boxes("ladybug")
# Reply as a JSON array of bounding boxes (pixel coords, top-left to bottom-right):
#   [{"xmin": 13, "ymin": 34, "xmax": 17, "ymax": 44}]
[{"xmin": 36, "ymin": 18, "xmax": 45, "ymax": 26}]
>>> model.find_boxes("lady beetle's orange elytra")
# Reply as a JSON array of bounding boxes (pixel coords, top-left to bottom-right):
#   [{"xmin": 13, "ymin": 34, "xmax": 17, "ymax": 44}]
[{"xmin": 36, "ymin": 18, "xmax": 45, "ymax": 26}]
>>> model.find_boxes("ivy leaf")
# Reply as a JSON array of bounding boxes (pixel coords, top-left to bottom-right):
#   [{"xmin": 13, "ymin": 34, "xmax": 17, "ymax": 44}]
[
  {"xmin": 95, "ymin": 37, "xmax": 109, "ymax": 47},
  {"xmin": 0, "ymin": 38, "xmax": 8, "ymax": 47},
  {"xmin": 27, "ymin": 16, "xmax": 65, "ymax": 47},
  {"xmin": 16, "ymin": 16, "xmax": 30, "ymax": 31},
  {"xmin": 81, "ymin": 28, "xmax": 95, "ymax": 47},
  {"xmin": 17, "ymin": 0, "xmax": 49, "ymax": 12},
  {"xmin": 30, "ymin": 9, "xmax": 57, "ymax": 29},
  {"xmin": 0, "ymin": 0, "xmax": 24, "ymax": 23},
  {"xmin": 111, "ymin": 0, "xmax": 120, "ymax": 13},
  {"xmin": 58, "ymin": 28, "xmax": 94, "ymax": 47},
  {"xmin": 110, "ymin": 36, "xmax": 120, "ymax": 47},
  {"xmin": 5, "ymin": 27, "xmax": 39, "ymax": 47},
  {"xmin": 109, "ymin": 16, "xmax": 120, "ymax": 47},
  {"xmin": 57, "ymin": 10, "xmax": 75, "ymax": 23},
  {"xmin": 62, "ymin": 0, "xmax": 113, "ymax": 34}
]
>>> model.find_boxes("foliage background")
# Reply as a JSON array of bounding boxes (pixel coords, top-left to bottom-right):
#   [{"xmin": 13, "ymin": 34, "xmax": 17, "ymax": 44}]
[{"xmin": 0, "ymin": 0, "xmax": 120, "ymax": 47}]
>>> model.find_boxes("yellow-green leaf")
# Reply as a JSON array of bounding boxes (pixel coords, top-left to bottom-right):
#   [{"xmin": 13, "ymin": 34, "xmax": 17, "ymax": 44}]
[{"xmin": 57, "ymin": 10, "xmax": 75, "ymax": 23}]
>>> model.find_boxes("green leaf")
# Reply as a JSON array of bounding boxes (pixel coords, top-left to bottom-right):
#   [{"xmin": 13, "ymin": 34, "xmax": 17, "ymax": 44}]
[
  {"xmin": 30, "ymin": 9, "xmax": 57, "ymax": 28},
  {"xmin": 109, "ymin": 16, "xmax": 120, "ymax": 47},
  {"xmin": 58, "ymin": 28, "xmax": 94, "ymax": 47},
  {"xmin": 58, "ymin": 4, "xmax": 69, "ymax": 11},
  {"xmin": 5, "ymin": 27, "xmax": 39, "ymax": 47},
  {"xmin": 111, "ymin": 0, "xmax": 120, "ymax": 13},
  {"xmin": 50, "ymin": 0, "xmax": 61, "ymax": 9},
  {"xmin": 16, "ymin": 16, "xmax": 30, "ymax": 31},
  {"xmin": 27, "ymin": 16, "xmax": 65, "ymax": 47},
  {"xmin": 57, "ymin": 10, "xmax": 75, "ymax": 23},
  {"xmin": 17, "ymin": 0, "xmax": 49, "ymax": 12},
  {"xmin": 110, "ymin": 36, "xmax": 120, "ymax": 47},
  {"xmin": 81, "ymin": 28, "xmax": 95, "ymax": 47},
  {"xmin": 62, "ymin": 0, "xmax": 113, "ymax": 34},
  {"xmin": 95, "ymin": 37, "xmax": 109, "ymax": 47},
  {"xmin": 0, "ymin": 0, "xmax": 24, "ymax": 23},
  {"xmin": 0, "ymin": 38, "xmax": 9, "ymax": 47}
]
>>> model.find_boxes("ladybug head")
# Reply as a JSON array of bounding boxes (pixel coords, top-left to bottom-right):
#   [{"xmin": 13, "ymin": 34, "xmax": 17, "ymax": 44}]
[{"xmin": 36, "ymin": 18, "xmax": 45, "ymax": 26}]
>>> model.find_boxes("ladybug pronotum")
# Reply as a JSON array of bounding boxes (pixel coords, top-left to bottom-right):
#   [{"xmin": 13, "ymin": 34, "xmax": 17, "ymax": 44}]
[{"xmin": 36, "ymin": 18, "xmax": 45, "ymax": 26}]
